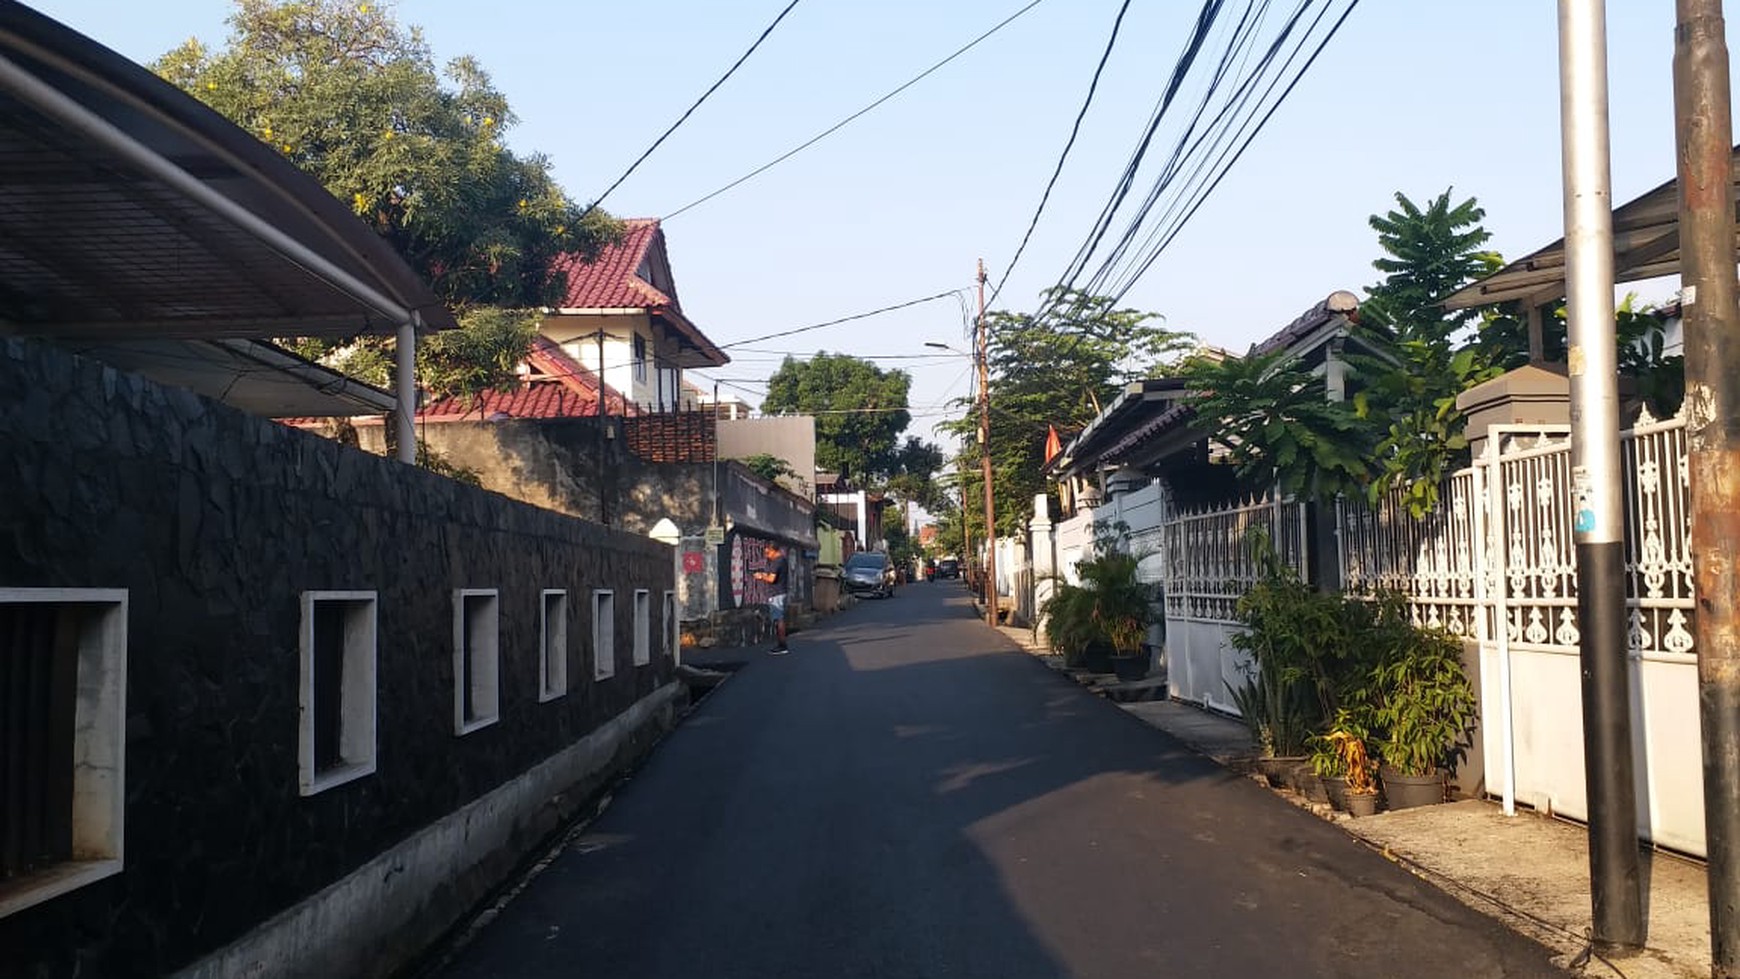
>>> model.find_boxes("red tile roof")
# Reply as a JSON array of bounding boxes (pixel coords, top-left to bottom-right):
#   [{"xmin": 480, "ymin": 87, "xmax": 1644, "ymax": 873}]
[
  {"xmin": 417, "ymin": 336, "xmax": 636, "ymax": 421},
  {"xmin": 551, "ymin": 219, "xmax": 674, "ymax": 311}
]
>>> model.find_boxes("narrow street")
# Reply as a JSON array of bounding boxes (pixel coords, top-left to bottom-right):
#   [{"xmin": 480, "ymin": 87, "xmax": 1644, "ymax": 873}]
[{"xmin": 435, "ymin": 582, "xmax": 1562, "ymax": 979}]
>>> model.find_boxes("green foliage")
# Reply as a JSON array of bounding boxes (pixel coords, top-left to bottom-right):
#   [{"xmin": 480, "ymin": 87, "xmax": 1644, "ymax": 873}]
[
  {"xmin": 155, "ymin": 0, "xmax": 618, "ymax": 309},
  {"xmin": 948, "ymin": 288, "xmax": 1194, "ymax": 536},
  {"xmin": 885, "ymin": 437, "xmax": 948, "ymax": 512},
  {"xmin": 1361, "ymin": 189, "xmax": 1502, "ymax": 345},
  {"xmin": 740, "ymin": 453, "xmax": 796, "ymax": 484},
  {"xmin": 417, "ymin": 307, "xmax": 538, "ymax": 404},
  {"xmin": 1477, "ymin": 296, "xmax": 1683, "ymax": 418},
  {"xmin": 1308, "ymin": 715, "xmax": 1378, "ymax": 794},
  {"xmin": 1039, "ymin": 526, "xmax": 1163, "ymax": 661},
  {"xmin": 1181, "ymin": 349, "xmax": 1374, "ymax": 499},
  {"xmin": 762, "ymin": 352, "xmax": 912, "ymax": 482},
  {"xmin": 1370, "ymin": 626, "xmax": 1477, "ymax": 777},
  {"xmin": 1349, "ymin": 188, "xmax": 1506, "ymax": 513}
]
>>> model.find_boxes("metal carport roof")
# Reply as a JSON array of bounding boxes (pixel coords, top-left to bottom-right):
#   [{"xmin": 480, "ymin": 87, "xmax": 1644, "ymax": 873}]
[
  {"xmin": 0, "ymin": 0, "xmax": 457, "ymax": 341},
  {"xmin": 1443, "ymin": 145, "xmax": 1740, "ymax": 311}
]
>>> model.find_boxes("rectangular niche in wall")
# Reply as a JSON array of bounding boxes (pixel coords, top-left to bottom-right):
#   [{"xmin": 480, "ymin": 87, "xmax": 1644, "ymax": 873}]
[
  {"xmin": 592, "ymin": 590, "xmax": 615, "ymax": 680},
  {"xmin": 0, "ymin": 589, "xmax": 127, "ymax": 920},
  {"xmin": 633, "ymin": 589, "xmax": 651, "ymax": 667},
  {"xmin": 540, "ymin": 590, "xmax": 568, "ymax": 703},
  {"xmin": 298, "ymin": 591, "xmax": 378, "ymax": 796},
  {"xmin": 453, "ymin": 589, "xmax": 501, "ymax": 735}
]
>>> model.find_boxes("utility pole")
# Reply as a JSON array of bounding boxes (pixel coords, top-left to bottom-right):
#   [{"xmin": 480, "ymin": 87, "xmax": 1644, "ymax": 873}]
[
  {"xmin": 1558, "ymin": 0, "xmax": 1642, "ymax": 950},
  {"xmin": 597, "ymin": 329, "xmax": 608, "ymax": 525},
  {"xmin": 976, "ymin": 258, "xmax": 997, "ymax": 628},
  {"xmin": 1674, "ymin": 1, "xmax": 1740, "ymax": 973}
]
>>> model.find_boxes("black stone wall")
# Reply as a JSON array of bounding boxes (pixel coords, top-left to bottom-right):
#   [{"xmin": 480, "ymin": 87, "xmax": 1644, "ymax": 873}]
[{"xmin": 0, "ymin": 338, "xmax": 674, "ymax": 978}]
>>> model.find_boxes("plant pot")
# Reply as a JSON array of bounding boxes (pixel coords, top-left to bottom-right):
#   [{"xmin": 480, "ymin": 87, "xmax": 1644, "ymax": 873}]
[
  {"xmin": 1080, "ymin": 642, "xmax": 1116, "ymax": 675},
  {"xmin": 1322, "ymin": 775, "xmax": 1348, "ymax": 811},
  {"xmin": 1380, "ymin": 766, "xmax": 1446, "ymax": 810},
  {"xmin": 1111, "ymin": 647, "xmax": 1152, "ymax": 681},
  {"xmin": 1255, "ymin": 755, "xmax": 1308, "ymax": 790},
  {"xmin": 1299, "ymin": 772, "xmax": 1329, "ymax": 804},
  {"xmin": 1345, "ymin": 791, "xmax": 1379, "ymax": 818}
]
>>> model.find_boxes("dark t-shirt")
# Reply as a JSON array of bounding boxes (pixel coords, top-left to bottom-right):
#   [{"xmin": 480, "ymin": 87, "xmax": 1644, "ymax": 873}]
[{"xmin": 767, "ymin": 556, "xmax": 788, "ymax": 593}]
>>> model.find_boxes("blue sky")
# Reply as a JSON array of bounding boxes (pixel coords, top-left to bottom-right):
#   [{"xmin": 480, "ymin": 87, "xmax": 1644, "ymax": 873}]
[{"xmin": 24, "ymin": 1, "xmax": 1731, "ymax": 439}]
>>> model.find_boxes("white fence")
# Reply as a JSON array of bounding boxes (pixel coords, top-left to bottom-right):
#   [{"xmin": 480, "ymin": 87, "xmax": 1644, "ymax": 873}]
[
  {"xmin": 1161, "ymin": 495, "xmax": 1308, "ymax": 713},
  {"xmin": 1336, "ymin": 407, "xmax": 1703, "ymax": 855}
]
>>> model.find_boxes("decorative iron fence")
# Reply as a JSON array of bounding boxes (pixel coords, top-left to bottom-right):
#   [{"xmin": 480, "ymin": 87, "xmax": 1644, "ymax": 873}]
[{"xmin": 1162, "ymin": 494, "xmax": 1307, "ymax": 625}]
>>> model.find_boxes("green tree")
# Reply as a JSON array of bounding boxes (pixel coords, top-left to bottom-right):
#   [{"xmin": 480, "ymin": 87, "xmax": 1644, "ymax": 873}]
[
  {"xmin": 885, "ymin": 436, "xmax": 947, "ymax": 512},
  {"xmin": 762, "ymin": 353, "xmax": 912, "ymax": 482},
  {"xmin": 1351, "ymin": 189, "xmax": 1507, "ymax": 514},
  {"xmin": 949, "ymin": 289, "xmax": 1194, "ymax": 536},
  {"xmin": 154, "ymin": 0, "xmax": 618, "ymax": 309},
  {"xmin": 1182, "ymin": 349, "xmax": 1375, "ymax": 499},
  {"xmin": 739, "ymin": 453, "xmax": 796, "ymax": 484}
]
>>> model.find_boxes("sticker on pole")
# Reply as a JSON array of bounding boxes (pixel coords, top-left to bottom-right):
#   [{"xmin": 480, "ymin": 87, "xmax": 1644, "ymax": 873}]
[{"xmin": 1572, "ymin": 466, "xmax": 1596, "ymax": 534}]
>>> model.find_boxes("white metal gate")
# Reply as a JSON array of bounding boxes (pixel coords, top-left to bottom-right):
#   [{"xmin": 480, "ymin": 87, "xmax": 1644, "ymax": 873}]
[
  {"xmin": 1340, "ymin": 408, "xmax": 1704, "ymax": 855},
  {"xmin": 1161, "ymin": 495, "xmax": 1308, "ymax": 712}
]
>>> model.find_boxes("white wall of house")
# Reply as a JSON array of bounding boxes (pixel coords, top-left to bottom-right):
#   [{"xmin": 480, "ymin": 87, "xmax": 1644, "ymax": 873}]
[{"xmin": 541, "ymin": 313, "xmax": 685, "ymax": 409}]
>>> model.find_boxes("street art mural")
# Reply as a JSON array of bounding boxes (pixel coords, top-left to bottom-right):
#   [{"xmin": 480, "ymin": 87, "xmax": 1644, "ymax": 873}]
[{"xmin": 728, "ymin": 529, "xmax": 781, "ymax": 608}]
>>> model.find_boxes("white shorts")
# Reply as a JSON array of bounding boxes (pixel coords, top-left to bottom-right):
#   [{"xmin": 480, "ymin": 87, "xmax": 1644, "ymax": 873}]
[{"xmin": 767, "ymin": 594, "xmax": 787, "ymax": 621}]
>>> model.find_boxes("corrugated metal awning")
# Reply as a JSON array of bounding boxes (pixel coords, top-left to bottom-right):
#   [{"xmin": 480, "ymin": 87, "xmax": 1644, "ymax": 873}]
[
  {"xmin": 0, "ymin": 1, "xmax": 457, "ymax": 340},
  {"xmin": 1443, "ymin": 146, "xmax": 1740, "ymax": 311}
]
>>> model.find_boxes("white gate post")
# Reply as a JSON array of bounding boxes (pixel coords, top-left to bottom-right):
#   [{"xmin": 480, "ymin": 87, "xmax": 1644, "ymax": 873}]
[{"xmin": 1030, "ymin": 494, "xmax": 1056, "ymax": 642}]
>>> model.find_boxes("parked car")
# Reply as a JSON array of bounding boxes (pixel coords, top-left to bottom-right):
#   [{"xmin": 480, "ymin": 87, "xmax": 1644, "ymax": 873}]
[
  {"xmin": 844, "ymin": 552, "xmax": 897, "ymax": 598},
  {"xmin": 935, "ymin": 557, "xmax": 961, "ymax": 580}
]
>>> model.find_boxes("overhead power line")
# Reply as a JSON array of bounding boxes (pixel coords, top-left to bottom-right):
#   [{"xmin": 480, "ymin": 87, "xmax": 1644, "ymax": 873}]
[
  {"xmin": 663, "ymin": 0, "xmax": 1048, "ymax": 220},
  {"xmin": 581, "ymin": 0, "xmax": 806, "ymax": 218},
  {"xmin": 987, "ymin": 0, "xmax": 1137, "ymax": 312},
  {"xmin": 717, "ymin": 290, "xmax": 965, "ymax": 348}
]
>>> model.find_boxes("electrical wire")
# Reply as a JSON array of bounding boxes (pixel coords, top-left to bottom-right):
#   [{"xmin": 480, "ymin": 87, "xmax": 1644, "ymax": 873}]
[
  {"xmin": 580, "ymin": 0, "xmax": 806, "ymax": 219},
  {"xmin": 662, "ymin": 0, "xmax": 1048, "ymax": 220},
  {"xmin": 985, "ymin": 0, "xmax": 1137, "ymax": 313},
  {"xmin": 716, "ymin": 289, "xmax": 965, "ymax": 348}
]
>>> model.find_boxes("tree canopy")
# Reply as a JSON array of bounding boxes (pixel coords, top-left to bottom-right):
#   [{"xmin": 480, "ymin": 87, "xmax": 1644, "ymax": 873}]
[
  {"xmin": 762, "ymin": 353, "xmax": 913, "ymax": 482},
  {"xmin": 953, "ymin": 289, "xmax": 1194, "ymax": 536},
  {"xmin": 155, "ymin": 0, "xmax": 619, "ymax": 310}
]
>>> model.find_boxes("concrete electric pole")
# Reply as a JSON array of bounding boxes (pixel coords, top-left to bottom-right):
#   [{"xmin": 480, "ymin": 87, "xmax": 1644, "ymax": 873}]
[
  {"xmin": 1673, "ymin": 1, "xmax": 1740, "ymax": 973},
  {"xmin": 977, "ymin": 258, "xmax": 998, "ymax": 629}
]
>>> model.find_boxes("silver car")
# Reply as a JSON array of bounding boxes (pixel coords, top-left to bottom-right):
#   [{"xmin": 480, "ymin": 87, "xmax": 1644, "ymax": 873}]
[{"xmin": 844, "ymin": 552, "xmax": 896, "ymax": 599}]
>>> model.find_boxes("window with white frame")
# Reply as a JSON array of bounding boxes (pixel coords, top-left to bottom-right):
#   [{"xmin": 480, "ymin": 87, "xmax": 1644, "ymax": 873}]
[
  {"xmin": 298, "ymin": 592, "xmax": 377, "ymax": 796},
  {"xmin": 632, "ymin": 589, "xmax": 651, "ymax": 666},
  {"xmin": 0, "ymin": 589, "xmax": 127, "ymax": 920},
  {"xmin": 453, "ymin": 590, "xmax": 500, "ymax": 735},
  {"xmin": 663, "ymin": 590, "xmax": 679, "ymax": 664},
  {"xmin": 592, "ymin": 590, "xmax": 615, "ymax": 680},
  {"xmin": 540, "ymin": 590, "xmax": 568, "ymax": 702}
]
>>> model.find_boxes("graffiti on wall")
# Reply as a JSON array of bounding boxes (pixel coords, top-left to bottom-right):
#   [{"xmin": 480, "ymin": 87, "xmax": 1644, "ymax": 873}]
[{"xmin": 728, "ymin": 530, "xmax": 781, "ymax": 608}]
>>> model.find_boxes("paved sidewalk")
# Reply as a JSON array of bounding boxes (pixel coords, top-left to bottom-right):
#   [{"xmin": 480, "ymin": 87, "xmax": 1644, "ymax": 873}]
[{"xmin": 994, "ymin": 623, "xmax": 1712, "ymax": 979}]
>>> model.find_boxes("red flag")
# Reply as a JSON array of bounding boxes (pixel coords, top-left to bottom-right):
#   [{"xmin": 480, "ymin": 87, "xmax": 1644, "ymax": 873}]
[{"xmin": 1044, "ymin": 424, "xmax": 1063, "ymax": 463}]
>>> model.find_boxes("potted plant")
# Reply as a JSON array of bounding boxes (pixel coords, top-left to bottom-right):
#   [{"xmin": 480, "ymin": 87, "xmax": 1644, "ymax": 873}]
[
  {"xmin": 1076, "ymin": 550, "xmax": 1159, "ymax": 681},
  {"xmin": 1321, "ymin": 726, "xmax": 1380, "ymax": 817},
  {"xmin": 1309, "ymin": 707, "xmax": 1375, "ymax": 811},
  {"xmin": 1371, "ymin": 624, "xmax": 1477, "ymax": 809},
  {"xmin": 1038, "ymin": 578, "xmax": 1094, "ymax": 669}
]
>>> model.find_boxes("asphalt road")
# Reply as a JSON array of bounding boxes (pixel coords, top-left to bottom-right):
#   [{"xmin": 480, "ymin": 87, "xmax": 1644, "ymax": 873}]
[{"xmin": 436, "ymin": 582, "xmax": 1564, "ymax": 979}]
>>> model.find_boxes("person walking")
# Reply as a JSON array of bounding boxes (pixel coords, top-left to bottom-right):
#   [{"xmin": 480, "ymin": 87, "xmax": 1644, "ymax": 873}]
[{"xmin": 753, "ymin": 543, "xmax": 789, "ymax": 654}]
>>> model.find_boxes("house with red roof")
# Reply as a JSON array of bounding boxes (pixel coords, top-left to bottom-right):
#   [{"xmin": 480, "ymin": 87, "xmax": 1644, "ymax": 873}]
[{"xmin": 541, "ymin": 218, "xmax": 729, "ymax": 412}]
